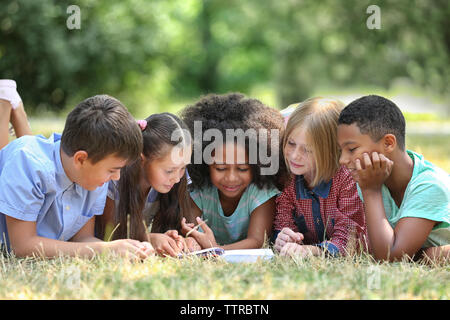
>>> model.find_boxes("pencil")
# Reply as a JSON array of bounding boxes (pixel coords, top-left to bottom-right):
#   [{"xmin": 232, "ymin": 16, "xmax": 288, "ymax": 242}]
[{"xmin": 185, "ymin": 219, "xmax": 208, "ymax": 237}]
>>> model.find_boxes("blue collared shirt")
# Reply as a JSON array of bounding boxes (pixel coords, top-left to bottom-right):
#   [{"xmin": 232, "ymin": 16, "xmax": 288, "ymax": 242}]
[
  {"xmin": 0, "ymin": 133, "xmax": 107, "ymax": 251},
  {"xmin": 294, "ymin": 175, "xmax": 339, "ymax": 256}
]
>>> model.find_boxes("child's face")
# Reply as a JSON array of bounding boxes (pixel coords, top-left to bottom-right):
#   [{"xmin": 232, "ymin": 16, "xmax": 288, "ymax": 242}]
[
  {"xmin": 337, "ymin": 123, "xmax": 385, "ymax": 175},
  {"xmin": 78, "ymin": 154, "xmax": 128, "ymax": 191},
  {"xmin": 209, "ymin": 142, "xmax": 252, "ymax": 200},
  {"xmin": 284, "ymin": 126, "xmax": 316, "ymax": 178},
  {"xmin": 142, "ymin": 145, "xmax": 191, "ymax": 194}
]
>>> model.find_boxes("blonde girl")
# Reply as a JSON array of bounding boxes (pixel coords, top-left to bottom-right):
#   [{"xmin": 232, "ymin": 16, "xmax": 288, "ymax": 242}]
[{"xmin": 273, "ymin": 97, "xmax": 367, "ymax": 257}]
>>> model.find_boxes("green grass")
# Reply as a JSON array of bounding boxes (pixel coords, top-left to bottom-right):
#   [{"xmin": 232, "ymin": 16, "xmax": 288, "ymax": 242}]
[{"xmin": 0, "ymin": 252, "xmax": 448, "ymax": 300}]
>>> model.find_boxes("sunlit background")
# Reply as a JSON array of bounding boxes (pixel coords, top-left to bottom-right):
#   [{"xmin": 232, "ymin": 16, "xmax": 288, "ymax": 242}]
[{"xmin": 1, "ymin": 0, "xmax": 449, "ymax": 170}]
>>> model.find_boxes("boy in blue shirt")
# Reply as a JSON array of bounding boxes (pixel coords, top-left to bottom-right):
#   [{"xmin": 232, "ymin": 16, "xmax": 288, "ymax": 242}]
[
  {"xmin": 0, "ymin": 94, "xmax": 154, "ymax": 259},
  {"xmin": 337, "ymin": 95, "xmax": 449, "ymax": 262}
]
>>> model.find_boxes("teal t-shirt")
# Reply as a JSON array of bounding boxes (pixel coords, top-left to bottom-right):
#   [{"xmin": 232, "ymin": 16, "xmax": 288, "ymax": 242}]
[
  {"xmin": 190, "ymin": 183, "xmax": 280, "ymax": 245},
  {"xmin": 357, "ymin": 150, "xmax": 450, "ymax": 248}
]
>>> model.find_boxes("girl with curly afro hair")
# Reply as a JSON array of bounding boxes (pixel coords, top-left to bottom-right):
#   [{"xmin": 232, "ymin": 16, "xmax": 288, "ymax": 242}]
[{"xmin": 179, "ymin": 93, "xmax": 288, "ymax": 250}]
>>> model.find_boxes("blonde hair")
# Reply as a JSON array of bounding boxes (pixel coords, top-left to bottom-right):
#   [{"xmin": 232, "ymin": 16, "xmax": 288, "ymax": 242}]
[{"xmin": 283, "ymin": 97, "xmax": 344, "ymax": 187}]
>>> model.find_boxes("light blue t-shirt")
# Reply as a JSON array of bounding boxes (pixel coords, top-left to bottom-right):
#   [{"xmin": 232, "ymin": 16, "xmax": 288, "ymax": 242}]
[
  {"xmin": 357, "ymin": 150, "xmax": 450, "ymax": 248},
  {"xmin": 190, "ymin": 183, "xmax": 279, "ymax": 245},
  {"xmin": 0, "ymin": 134, "xmax": 108, "ymax": 251}
]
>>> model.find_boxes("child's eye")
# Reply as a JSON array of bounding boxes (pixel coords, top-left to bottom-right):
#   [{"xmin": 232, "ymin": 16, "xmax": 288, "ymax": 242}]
[
  {"xmin": 215, "ymin": 167, "xmax": 226, "ymax": 172},
  {"xmin": 166, "ymin": 170, "xmax": 174, "ymax": 174},
  {"xmin": 238, "ymin": 167, "xmax": 249, "ymax": 172},
  {"xmin": 287, "ymin": 140, "xmax": 295, "ymax": 146},
  {"xmin": 349, "ymin": 147, "xmax": 357, "ymax": 153}
]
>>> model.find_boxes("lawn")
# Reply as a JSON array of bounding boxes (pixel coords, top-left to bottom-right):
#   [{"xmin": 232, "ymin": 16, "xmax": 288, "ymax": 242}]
[{"xmin": 0, "ymin": 251, "xmax": 448, "ymax": 300}]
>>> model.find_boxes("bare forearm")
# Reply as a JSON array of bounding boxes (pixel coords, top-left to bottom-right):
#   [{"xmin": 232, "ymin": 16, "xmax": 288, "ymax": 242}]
[
  {"xmin": 11, "ymin": 236, "xmax": 107, "ymax": 258},
  {"xmin": 362, "ymin": 189, "xmax": 396, "ymax": 260},
  {"xmin": 221, "ymin": 237, "xmax": 264, "ymax": 250}
]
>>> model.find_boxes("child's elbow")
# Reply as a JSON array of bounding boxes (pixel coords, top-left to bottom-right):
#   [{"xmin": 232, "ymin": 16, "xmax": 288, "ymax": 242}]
[{"xmin": 9, "ymin": 239, "xmax": 40, "ymax": 258}]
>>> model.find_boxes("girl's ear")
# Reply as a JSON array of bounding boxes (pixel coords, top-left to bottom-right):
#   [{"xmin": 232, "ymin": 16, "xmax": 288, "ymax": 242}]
[
  {"xmin": 73, "ymin": 150, "xmax": 89, "ymax": 167},
  {"xmin": 140, "ymin": 153, "xmax": 146, "ymax": 162},
  {"xmin": 382, "ymin": 134, "xmax": 397, "ymax": 153}
]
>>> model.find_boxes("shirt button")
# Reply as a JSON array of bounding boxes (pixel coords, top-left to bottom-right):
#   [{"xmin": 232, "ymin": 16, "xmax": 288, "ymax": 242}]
[{"xmin": 66, "ymin": 205, "xmax": 70, "ymax": 211}]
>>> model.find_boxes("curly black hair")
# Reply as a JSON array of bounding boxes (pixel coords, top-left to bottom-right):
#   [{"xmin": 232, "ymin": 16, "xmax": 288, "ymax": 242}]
[
  {"xmin": 180, "ymin": 92, "xmax": 288, "ymax": 191},
  {"xmin": 338, "ymin": 95, "xmax": 406, "ymax": 150}
]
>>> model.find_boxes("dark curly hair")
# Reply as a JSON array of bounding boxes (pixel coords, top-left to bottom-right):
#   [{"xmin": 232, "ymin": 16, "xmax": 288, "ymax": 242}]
[
  {"xmin": 338, "ymin": 95, "xmax": 406, "ymax": 150},
  {"xmin": 180, "ymin": 92, "xmax": 288, "ymax": 191}
]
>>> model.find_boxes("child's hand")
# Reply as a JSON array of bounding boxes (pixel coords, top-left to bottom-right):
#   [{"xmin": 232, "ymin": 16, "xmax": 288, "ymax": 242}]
[
  {"xmin": 184, "ymin": 236, "xmax": 202, "ymax": 252},
  {"xmin": 182, "ymin": 217, "xmax": 218, "ymax": 249},
  {"xmin": 279, "ymin": 243, "xmax": 315, "ymax": 258},
  {"xmin": 353, "ymin": 152, "xmax": 393, "ymax": 191},
  {"xmin": 274, "ymin": 228, "xmax": 304, "ymax": 253},
  {"xmin": 164, "ymin": 229, "xmax": 185, "ymax": 251},
  {"xmin": 106, "ymin": 239, "xmax": 155, "ymax": 260},
  {"xmin": 150, "ymin": 232, "xmax": 183, "ymax": 257},
  {"xmin": 180, "ymin": 217, "xmax": 195, "ymax": 236}
]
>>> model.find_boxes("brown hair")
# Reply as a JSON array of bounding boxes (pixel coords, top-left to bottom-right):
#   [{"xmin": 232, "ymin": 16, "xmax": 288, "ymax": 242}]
[
  {"xmin": 114, "ymin": 113, "xmax": 194, "ymax": 241},
  {"xmin": 61, "ymin": 95, "xmax": 142, "ymax": 164},
  {"xmin": 284, "ymin": 97, "xmax": 344, "ymax": 187}
]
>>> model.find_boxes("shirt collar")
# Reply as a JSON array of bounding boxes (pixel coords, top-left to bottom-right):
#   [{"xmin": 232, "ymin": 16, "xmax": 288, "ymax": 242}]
[
  {"xmin": 295, "ymin": 175, "xmax": 332, "ymax": 200},
  {"xmin": 53, "ymin": 135, "xmax": 74, "ymax": 191}
]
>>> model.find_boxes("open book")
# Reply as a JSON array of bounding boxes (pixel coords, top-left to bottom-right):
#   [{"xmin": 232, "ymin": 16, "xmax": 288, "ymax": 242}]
[{"xmin": 179, "ymin": 247, "xmax": 274, "ymax": 263}]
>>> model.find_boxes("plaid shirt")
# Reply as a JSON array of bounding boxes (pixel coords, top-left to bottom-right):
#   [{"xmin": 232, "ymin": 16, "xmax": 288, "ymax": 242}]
[{"xmin": 273, "ymin": 166, "xmax": 367, "ymax": 255}]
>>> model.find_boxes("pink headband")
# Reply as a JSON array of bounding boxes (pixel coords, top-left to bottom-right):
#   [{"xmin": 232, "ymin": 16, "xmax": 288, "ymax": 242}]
[{"xmin": 136, "ymin": 119, "xmax": 147, "ymax": 131}]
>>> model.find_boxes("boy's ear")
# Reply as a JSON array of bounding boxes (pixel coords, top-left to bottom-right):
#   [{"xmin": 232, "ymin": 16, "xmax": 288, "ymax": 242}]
[
  {"xmin": 382, "ymin": 134, "xmax": 397, "ymax": 153},
  {"xmin": 73, "ymin": 150, "xmax": 89, "ymax": 167}
]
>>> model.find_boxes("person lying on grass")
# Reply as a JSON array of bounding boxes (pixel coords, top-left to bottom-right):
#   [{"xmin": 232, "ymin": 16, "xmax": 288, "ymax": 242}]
[
  {"xmin": 0, "ymin": 95, "xmax": 153, "ymax": 260},
  {"xmin": 337, "ymin": 95, "xmax": 449, "ymax": 262}
]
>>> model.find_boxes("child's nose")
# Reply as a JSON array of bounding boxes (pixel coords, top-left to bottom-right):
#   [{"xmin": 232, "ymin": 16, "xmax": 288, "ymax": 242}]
[
  {"xmin": 110, "ymin": 170, "xmax": 120, "ymax": 181},
  {"xmin": 339, "ymin": 153, "xmax": 348, "ymax": 167},
  {"xmin": 225, "ymin": 170, "xmax": 239, "ymax": 182},
  {"xmin": 170, "ymin": 173, "xmax": 181, "ymax": 184}
]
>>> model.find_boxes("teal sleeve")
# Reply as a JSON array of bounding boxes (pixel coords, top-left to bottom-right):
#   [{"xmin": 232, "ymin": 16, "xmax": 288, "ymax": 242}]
[
  {"xmin": 400, "ymin": 179, "xmax": 450, "ymax": 224},
  {"xmin": 249, "ymin": 185, "xmax": 280, "ymax": 213}
]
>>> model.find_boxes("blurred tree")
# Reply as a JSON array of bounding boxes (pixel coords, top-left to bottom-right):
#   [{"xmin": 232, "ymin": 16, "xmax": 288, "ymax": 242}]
[{"xmin": 0, "ymin": 0, "xmax": 448, "ymax": 113}]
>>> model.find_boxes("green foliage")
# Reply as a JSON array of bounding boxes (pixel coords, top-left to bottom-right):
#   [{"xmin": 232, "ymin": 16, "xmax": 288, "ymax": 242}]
[{"xmin": 0, "ymin": 0, "xmax": 449, "ymax": 113}]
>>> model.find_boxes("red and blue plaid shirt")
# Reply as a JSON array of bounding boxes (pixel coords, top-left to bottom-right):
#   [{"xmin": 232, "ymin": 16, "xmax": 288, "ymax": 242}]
[{"xmin": 273, "ymin": 166, "xmax": 368, "ymax": 255}]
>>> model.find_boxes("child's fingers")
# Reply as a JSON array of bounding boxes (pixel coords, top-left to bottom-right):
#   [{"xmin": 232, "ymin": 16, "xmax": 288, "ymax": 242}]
[
  {"xmin": 196, "ymin": 216, "xmax": 212, "ymax": 234},
  {"xmin": 371, "ymin": 152, "xmax": 381, "ymax": 169},
  {"xmin": 281, "ymin": 227, "xmax": 304, "ymax": 243},
  {"xmin": 180, "ymin": 218, "xmax": 193, "ymax": 235},
  {"xmin": 164, "ymin": 229, "xmax": 177, "ymax": 237},
  {"xmin": 355, "ymin": 158, "xmax": 362, "ymax": 171},
  {"xmin": 362, "ymin": 153, "xmax": 372, "ymax": 169}
]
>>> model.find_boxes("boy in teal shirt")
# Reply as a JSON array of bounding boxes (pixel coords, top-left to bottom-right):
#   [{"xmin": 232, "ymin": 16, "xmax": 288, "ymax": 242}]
[{"xmin": 337, "ymin": 95, "xmax": 449, "ymax": 262}]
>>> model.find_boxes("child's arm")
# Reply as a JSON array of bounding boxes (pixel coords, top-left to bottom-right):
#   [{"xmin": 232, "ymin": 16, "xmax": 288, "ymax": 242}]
[
  {"xmin": 355, "ymin": 152, "xmax": 436, "ymax": 261},
  {"xmin": 183, "ymin": 197, "xmax": 276, "ymax": 250},
  {"xmin": 222, "ymin": 196, "xmax": 276, "ymax": 250},
  {"xmin": 5, "ymin": 215, "xmax": 153, "ymax": 259},
  {"xmin": 273, "ymin": 181, "xmax": 303, "ymax": 251}
]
